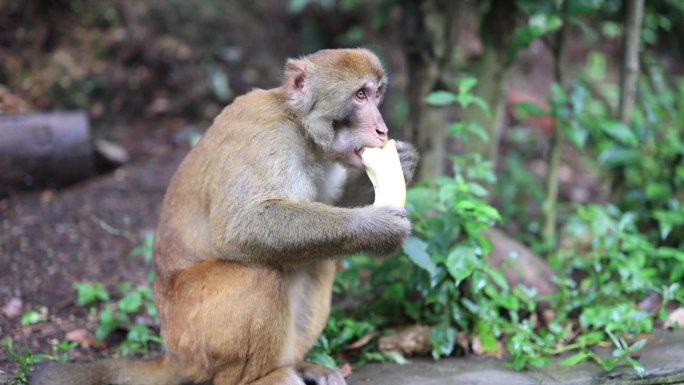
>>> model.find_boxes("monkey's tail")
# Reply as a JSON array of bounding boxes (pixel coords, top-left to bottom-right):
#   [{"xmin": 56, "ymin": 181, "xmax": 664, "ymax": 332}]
[{"xmin": 31, "ymin": 356, "xmax": 188, "ymax": 385}]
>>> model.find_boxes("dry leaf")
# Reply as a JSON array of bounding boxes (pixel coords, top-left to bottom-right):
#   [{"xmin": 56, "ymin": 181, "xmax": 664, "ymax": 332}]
[
  {"xmin": 345, "ymin": 333, "xmax": 374, "ymax": 350},
  {"xmin": 378, "ymin": 325, "xmax": 431, "ymax": 356},
  {"xmin": 666, "ymin": 308, "xmax": 684, "ymax": 329},
  {"xmin": 66, "ymin": 329, "xmax": 95, "ymax": 347},
  {"xmin": 541, "ymin": 309, "xmax": 555, "ymax": 326},
  {"xmin": 1, "ymin": 298, "xmax": 22, "ymax": 318},
  {"xmin": 456, "ymin": 332, "xmax": 470, "ymax": 354},
  {"xmin": 339, "ymin": 363, "xmax": 352, "ymax": 378}
]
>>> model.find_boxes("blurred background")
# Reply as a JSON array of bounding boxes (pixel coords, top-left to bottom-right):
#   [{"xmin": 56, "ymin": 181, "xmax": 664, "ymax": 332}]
[{"xmin": 2, "ymin": 0, "xmax": 684, "ymax": 383}]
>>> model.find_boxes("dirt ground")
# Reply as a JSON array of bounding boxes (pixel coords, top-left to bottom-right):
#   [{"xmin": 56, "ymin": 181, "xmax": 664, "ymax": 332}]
[{"xmin": 0, "ymin": 131, "xmax": 190, "ymax": 377}]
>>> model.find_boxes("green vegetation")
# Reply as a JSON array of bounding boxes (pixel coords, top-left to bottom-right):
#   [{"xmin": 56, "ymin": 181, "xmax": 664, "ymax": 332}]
[
  {"xmin": 72, "ymin": 234, "xmax": 160, "ymax": 358},
  {"xmin": 308, "ymin": 64, "xmax": 684, "ymax": 375},
  {"xmin": 1, "ymin": 338, "xmax": 74, "ymax": 385}
]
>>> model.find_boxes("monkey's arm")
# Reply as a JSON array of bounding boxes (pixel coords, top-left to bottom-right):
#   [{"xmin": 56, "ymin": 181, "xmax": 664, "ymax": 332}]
[{"xmin": 209, "ymin": 199, "xmax": 409, "ymax": 265}]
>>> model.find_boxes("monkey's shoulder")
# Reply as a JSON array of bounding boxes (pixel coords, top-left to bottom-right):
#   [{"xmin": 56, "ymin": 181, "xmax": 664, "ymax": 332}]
[{"xmin": 218, "ymin": 88, "xmax": 289, "ymax": 125}]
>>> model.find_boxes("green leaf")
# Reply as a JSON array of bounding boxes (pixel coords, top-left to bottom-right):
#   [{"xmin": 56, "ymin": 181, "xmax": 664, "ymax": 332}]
[
  {"xmin": 551, "ymin": 83, "xmax": 568, "ymax": 105},
  {"xmin": 528, "ymin": 356, "xmax": 550, "ymax": 368},
  {"xmin": 383, "ymin": 350, "xmax": 409, "ymax": 365},
  {"xmin": 628, "ymin": 338, "xmax": 647, "ymax": 352},
  {"xmin": 645, "ymin": 183, "xmax": 671, "ymax": 201},
  {"xmin": 74, "ymin": 282, "xmax": 109, "ymax": 306},
  {"xmin": 469, "ymin": 96, "xmax": 491, "ymax": 114},
  {"xmin": 425, "ymin": 91, "xmax": 458, "ymax": 106},
  {"xmin": 601, "ymin": 358, "xmax": 616, "ymax": 371},
  {"xmin": 429, "ymin": 324, "xmax": 456, "ymax": 359},
  {"xmin": 598, "ymin": 148, "xmax": 642, "ymax": 167},
  {"xmin": 465, "ymin": 122, "xmax": 489, "ymax": 142},
  {"xmin": 627, "ymin": 357, "xmax": 646, "ymax": 378},
  {"xmin": 600, "ymin": 120, "xmax": 638, "ymax": 146},
  {"xmin": 470, "ymin": 270, "xmax": 487, "ymax": 293},
  {"xmin": 458, "ymin": 77, "xmax": 478, "ymax": 95},
  {"xmin": 96, "ymin": 307, "xmax": 117, "ymax": 341},
  {"xmin": 307, "ymin": 351, "xmax": 338, "ymax": 369},
  {"xmin": 560, "ymin": 352, "xmax": 591, "ymax": 366},
  {"xmin": 466, "ymin": 182, "xmax": 488, "ymax": 197},
  {"xmin": 21, "ymin": 310, "xmax": 46, "ymax": 326},
  {"xmin": 515, "ymin": 102, "xmax": 548, "ymax": 117},
  {"xmin": 118, "ymin": 292, "xmax": 143, "ymax": 313},
  {"xmin": 446, "ymin": 245, "xmax": 480, "ymax": 285},
  {"xmin": 562, "ymin": 121, "xmax": 589, "ymax": 148},
  {"xmin": 476, "ymin": 322, "xmax": 498, "ymax": 352},
  {"xmin": 403, "ymin": 237, "xmax": 437, "ymax": 276},
  {"xmin": 486, "ymin": 268, "xmax": 509, "ymax": 291}
]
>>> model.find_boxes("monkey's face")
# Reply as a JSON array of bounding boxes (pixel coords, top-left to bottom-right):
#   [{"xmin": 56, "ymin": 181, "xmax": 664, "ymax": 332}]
[{"xmin": 332, "ymin": 80, "xmax": 388, "ymax": 169}]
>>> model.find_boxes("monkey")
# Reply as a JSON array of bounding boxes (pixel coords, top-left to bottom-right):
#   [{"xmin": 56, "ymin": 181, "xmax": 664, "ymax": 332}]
[{"xmin": 32, "ymin": 48, "xmax": 418, "ymax": 385}]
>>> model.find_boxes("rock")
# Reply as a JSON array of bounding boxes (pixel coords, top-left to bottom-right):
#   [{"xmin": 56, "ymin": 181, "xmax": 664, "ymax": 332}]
[
  {"xmin": 485, "ymin": 228, "xmax": 556, "ymax": 297},
  {"xmin": 378, "ymin": 325, "xmax": 432, "ymax": 356},
  {"xmin": 94, "ymin": 139, "xmax": 130, "ymax": 166},
  {"xmin": 350, "ymin": 330, "xmax": 684, "ymax": 385}
]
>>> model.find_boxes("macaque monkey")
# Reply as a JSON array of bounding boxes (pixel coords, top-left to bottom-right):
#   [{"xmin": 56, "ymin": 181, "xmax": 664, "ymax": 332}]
[{"xmin": 33, "ymin": 48, "xmax": 417, "ymax": 385}]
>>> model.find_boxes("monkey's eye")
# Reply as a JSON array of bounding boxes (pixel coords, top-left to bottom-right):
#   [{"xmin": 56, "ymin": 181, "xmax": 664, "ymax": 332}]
[{"xmin": 355, "ymin": 90, "xmax": 367, "ymax": 101}]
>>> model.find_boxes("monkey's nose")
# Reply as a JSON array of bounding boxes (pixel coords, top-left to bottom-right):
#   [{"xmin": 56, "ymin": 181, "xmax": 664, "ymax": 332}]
[{"xmin": 376, "ymin": 124, "xmax": 388, "ymax": 139}]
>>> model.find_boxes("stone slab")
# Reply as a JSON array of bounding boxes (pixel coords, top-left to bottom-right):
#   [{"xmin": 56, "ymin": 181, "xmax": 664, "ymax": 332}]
[{"xmin": 349, "ymin": 331, "xmax": 684, "ymax": 385}]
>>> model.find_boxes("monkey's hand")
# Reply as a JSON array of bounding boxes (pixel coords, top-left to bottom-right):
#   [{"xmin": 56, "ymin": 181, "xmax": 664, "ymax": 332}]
[
  {"xmin": 395, "ymin": 140, "xmax": 418, "ymax": 185},
  {"xmin": 358, "ymin": 206, "xmax": 411, "ymax": 256},
  {"xmin": 296, "ymin": 362, "xmax": 346, "ymax": 385}
]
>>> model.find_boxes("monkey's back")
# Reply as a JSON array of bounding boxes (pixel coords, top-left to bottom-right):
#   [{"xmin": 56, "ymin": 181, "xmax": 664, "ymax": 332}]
[{"xmin": 152, "ymin": 87, "xmax": 324, "ymax": 281}]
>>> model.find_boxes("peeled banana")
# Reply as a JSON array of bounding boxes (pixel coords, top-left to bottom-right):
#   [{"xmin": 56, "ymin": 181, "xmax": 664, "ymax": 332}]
[{"xmin": 360, "ymin": 139, "xmax": 406, "ymax": 207}]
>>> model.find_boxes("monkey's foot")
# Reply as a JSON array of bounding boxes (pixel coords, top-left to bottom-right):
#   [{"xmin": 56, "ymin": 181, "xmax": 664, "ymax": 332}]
[{"xmin": 295, "ymin": 362, "xmax": 346, "ymax": 385}]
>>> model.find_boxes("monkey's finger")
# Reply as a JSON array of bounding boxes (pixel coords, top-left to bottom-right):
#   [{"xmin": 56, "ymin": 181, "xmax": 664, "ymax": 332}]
[
  {"xmin": 396, "ymin": 140, "xmax": 417, "ymax": 153},
  {"xmin": 381, "ymin": 206, "xmax": 407, "ymax": 218}
]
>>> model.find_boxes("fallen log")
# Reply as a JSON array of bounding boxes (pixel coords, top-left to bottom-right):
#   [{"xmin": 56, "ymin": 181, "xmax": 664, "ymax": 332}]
[{"xmin": 0, "ymin": 112, "xmax": 94, "ymax": 187}]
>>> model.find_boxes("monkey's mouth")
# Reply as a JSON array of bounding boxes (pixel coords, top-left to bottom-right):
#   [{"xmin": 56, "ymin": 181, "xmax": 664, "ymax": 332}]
[{"xmin": 351, "ymin": 148, "xmax": 365, "ymax": 168}]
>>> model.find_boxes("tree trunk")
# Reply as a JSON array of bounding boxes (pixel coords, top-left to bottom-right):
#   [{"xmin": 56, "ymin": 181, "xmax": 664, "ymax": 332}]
[
  {"xmin": 402, "ymin": 0, "xmax": 461, "ymax": 181},
  {"xmin": 541, "ymin": 1, "xmax": 568, "ymax": 245},
  {"xmin": 0, "ymin": 112, "xmax": 93, "ymax": 187},
  {"xmin": 461, "ymin": 0, "xmax": 518, "ymax": 166},
  {"xmin": 618, "ymin": 0, "xmax": 644, "ymax": 124}
]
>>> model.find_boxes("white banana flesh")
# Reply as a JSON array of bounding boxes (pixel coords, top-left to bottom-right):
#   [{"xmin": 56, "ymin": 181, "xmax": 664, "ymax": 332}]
[{"xmin": 360, "ymin": 139, "xmax": 406, "ymax": 207}]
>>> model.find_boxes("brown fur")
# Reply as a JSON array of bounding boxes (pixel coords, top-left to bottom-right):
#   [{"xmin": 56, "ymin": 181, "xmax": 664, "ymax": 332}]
[{"xmin": 32, "ymin": 49, "xmax": 416, "ymax": 385}]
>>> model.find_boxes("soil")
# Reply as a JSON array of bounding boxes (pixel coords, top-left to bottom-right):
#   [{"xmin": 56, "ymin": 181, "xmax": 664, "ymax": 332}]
[{"xmin": 0, "ymin": 134, "xmax": 188, "ymax": 377}]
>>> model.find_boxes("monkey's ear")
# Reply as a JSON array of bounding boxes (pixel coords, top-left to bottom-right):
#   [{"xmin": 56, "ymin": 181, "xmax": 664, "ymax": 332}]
[{"xmin": 284, "ymin": 59, "xmax": 311, "ymax": 102}]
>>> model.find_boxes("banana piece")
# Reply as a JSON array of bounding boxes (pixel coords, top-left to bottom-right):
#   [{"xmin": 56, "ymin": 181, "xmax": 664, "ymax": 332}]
[{"xmin": 360, "ymin": 139, "xmax": 406, "ymax": 207}]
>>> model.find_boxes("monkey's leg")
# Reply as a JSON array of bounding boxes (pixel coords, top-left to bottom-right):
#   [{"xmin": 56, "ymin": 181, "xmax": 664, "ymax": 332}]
[
  {"xmin": 291, "ymin": 261, "xmax": 347, "ymax": 385},
  {"xmin": 157, "ymin": 259, "xmax": 292, "ymax": 384}
]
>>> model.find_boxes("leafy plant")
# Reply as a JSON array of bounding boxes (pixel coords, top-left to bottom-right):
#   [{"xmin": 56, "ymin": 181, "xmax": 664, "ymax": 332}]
[
  {"xmin": 1, "ymin": 339, "xmax": 44, "ymax": 385},
  {"xmin": 71, "ymin": 236, "xmax": 162, "ymax": 357},
  {"xmin": 313, "ymin": 69, "xmax": 684, "ymax": 377},
  {"xmin": 20, "ymin": 310, "xmax": 47, "ymax": 326}
]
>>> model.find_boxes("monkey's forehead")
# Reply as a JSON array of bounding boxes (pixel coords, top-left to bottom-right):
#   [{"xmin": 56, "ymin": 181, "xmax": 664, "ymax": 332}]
[{"xmin": 306, "ymin": 49, "xmax": 386, "ymax": 82}]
